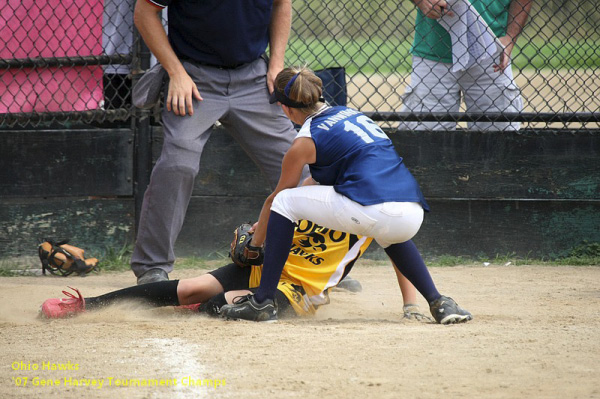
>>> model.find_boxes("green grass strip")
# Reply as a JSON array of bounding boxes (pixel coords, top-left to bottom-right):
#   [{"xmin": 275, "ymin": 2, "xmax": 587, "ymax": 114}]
[{"xmin": 287, "ymin": 37, "xmax": 600, "ymax": 74}]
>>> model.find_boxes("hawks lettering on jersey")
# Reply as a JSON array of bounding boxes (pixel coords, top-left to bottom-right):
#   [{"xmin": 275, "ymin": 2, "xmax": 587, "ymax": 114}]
[
  {"xmin": 290, "ymin": 220, "xmax": 349, "ymax": 265},
  {"xmin": 249, "ymin": 220, "xmax": 372, "ymax": 316}
]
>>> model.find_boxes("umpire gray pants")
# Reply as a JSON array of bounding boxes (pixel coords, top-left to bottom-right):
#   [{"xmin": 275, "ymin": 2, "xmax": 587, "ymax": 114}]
[{"xmin": 131, "ymin": 57, "xmax": 298, "ymax": 277}]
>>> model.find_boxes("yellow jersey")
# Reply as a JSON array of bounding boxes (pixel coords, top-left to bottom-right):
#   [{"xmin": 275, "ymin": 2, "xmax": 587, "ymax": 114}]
[{"xmin": 249, "ymin": 220, "xmax": 372, "ymax": 316}]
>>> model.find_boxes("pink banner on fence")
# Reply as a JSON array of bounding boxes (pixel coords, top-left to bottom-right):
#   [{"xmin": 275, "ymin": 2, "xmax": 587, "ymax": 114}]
[{"xmin": 0, "ymin": 0, "xmax": 104, "ymax": 113}]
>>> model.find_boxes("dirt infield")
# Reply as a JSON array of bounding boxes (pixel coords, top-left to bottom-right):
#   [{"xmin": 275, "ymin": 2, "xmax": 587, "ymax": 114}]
[{"xmin": 1, "ymin": 263, "xmax": 598, "ymax": 399}]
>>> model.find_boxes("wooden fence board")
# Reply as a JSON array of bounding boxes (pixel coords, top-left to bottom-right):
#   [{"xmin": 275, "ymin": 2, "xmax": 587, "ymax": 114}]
[
  {"xmin": 0, "ymin": 197, "xmax": 134, "ymax": 259},
  {"xmin": 152, "ymin": 126, "xmax": 600, "ymax": 200},
  {"xmin": 0, "ymin": 129, "xmax": 133, "ymax": 197},
  {"xmin": 1, "ymin": 126, "xmax": 598, "ymax": 261},
  {"xmin": 397, "ymin": 129, "xmax": 600, "ymax": 200},
  {"xmin": 175, "ymin": 197, "xmax": 600, "ymax": 259}
]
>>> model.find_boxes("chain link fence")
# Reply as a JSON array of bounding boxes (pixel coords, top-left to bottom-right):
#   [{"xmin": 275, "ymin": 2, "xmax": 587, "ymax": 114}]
[{"xmin": 1, "ymin": 0, "xmax": 599, "ymax": 129}]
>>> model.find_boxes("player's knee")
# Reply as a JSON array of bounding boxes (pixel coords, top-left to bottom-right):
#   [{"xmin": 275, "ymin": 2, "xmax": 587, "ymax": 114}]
[
  {"xmin": 156, "ymin": 143, "xmax": 203, "ymax": 177},
  {"xmin": 154, "ymin": 158, "xmax": 200, "ymax": 180},
  {"xmin": 271, "ymin": 190, "xmax": 296, "ymax": 221}
]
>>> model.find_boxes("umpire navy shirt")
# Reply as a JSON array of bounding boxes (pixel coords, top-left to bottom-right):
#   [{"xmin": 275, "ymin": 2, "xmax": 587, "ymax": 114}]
[{"xmin": 146, "ymin": 0, "xmax": 273, "ymax": 66}]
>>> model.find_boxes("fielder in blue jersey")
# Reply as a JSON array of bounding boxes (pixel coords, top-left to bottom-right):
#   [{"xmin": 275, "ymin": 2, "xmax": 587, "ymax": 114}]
[{"xmin": 221, "ymin": 66, "xmax": 472, "ymax": 324}]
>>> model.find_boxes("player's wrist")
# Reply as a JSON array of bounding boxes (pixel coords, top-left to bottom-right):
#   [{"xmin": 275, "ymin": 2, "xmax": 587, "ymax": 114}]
[{"xmin": 249, "ymin": 238, "xmax": 264, "ymax": 249}]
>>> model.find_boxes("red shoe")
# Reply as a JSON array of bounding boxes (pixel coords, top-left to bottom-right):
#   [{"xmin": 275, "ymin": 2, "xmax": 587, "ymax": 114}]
[{"xmin": 40, "ymin": 287, "xmax": 85, "ymax": 318}]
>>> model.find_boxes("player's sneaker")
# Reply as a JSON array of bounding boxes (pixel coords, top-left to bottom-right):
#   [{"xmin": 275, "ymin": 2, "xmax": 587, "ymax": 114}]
[
  {"xmin": 429, "ymin": 295, "xmax": 473, "ymax": 325},
  {"xmin": 220, "ymin": 294, "xmax": 277, "ymax": 322},
  {"xmin": 40, "ymin": 287, "xmax": 85, "ymax": 319}
]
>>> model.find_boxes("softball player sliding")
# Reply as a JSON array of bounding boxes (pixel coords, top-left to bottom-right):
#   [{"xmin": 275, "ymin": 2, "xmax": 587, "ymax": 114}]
[
  {"xmin": 40, "ymin": 221, "xmax": 430, "ymax": 321},
  {"xmin": 221, "ymin": 66, "xmax": 472, "ymax": 324}
]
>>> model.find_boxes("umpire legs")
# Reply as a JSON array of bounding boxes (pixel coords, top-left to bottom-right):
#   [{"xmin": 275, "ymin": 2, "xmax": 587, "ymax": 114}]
[
  {"xmin": 131, "ymin": 106, "xmax": 222, "ymax": 278},
  {"xmin": 131, "ymin": 58, "xmax": 299, "ymax": 279}
]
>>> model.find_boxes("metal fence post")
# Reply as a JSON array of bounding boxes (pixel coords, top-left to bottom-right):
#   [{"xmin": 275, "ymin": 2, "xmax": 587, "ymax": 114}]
[{"xmin": 131, "ymin": 28, "xmax": 153, "ymax": 235}]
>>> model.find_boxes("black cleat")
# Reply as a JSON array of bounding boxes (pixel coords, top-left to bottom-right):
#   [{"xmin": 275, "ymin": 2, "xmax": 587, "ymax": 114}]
[
  {"xmin": 220, "ymin": 294, "xmax": 277, "ymax": 322},
  {"xmin": 429, "ymin": 295, "xmax": 473, "ymax": 325},
  {"xmin": 137, "ymin": 268, "xmax": 169, "ymax": 285}
]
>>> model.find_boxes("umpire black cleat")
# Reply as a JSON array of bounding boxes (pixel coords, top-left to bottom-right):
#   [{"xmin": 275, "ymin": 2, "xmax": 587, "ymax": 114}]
[
  {"xmin": 220, "ymin": 294, "xmax": 277, "ymax": 322},
  {"xmin": 429, "ymin": 295, "xmax": 473, "ymax": 325},
  {"xmin": 137, "ymin": 268, "xmax": 169, "ymax": 285}
]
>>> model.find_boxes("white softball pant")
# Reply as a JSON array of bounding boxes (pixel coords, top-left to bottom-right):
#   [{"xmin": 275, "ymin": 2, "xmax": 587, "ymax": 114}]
[{"xmin": 271, "ymin": 185, "xmax": 424, "ymax": 248}]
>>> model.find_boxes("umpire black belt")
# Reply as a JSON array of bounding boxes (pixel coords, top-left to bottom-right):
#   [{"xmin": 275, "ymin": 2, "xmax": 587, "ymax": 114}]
[{"xmin": 183, "ymin": 58, "xmax": 248, "ymax": 70}]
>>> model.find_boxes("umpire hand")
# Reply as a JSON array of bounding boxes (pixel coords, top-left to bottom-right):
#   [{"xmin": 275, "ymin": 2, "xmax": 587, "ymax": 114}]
[{"xmin": 166, "ymin": 70, "xmax": 203, "ymax": 116}]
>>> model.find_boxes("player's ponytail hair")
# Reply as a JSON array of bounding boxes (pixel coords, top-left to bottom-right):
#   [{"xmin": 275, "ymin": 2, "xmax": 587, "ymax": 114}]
[{"xmin": 274, "ymin": 66, "xmax": 323, "ymax": 113}]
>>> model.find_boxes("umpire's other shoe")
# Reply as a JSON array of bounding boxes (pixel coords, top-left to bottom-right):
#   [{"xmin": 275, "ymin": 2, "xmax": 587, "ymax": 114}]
[
  {"xmin": 429, "ymin": 295, "xmax": 473, "ymax": 325},
  {"xmin": 220, "ymin": 294, "xmax": 277, "ymax": 322},
  {"xmin": 137, "ymin": 268, "xmax": 169, "ymax": 285}
]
